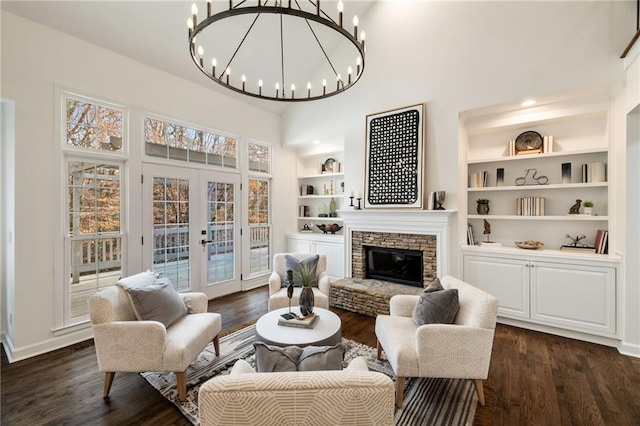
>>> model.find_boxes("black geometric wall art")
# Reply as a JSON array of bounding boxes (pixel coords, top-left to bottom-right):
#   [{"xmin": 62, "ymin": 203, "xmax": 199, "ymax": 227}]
[{"xmin": 365, "ymin": 104, "xmax": 425, "ymax": 208}]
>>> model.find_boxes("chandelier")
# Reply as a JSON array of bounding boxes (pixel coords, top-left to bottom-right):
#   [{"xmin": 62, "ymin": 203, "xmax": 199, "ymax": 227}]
[{"xmin": 187, "ymin": 0, "xmax": 366, "ymax": 102}]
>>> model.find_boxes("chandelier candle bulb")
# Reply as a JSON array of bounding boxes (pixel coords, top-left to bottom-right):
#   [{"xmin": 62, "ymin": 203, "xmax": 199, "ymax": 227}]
[
  {"xmin": 187, "ymin": 18, "xmax": 193, "ymax": 37},
  {"xmin": 316, "ymin": 0, "xmax": 320, "ymax": 15},
  {"xmin": 356, "ymin": 57, "xmax": 361, "ymax": 75},
  {"xmin": 197, "ymin": 46, "xmax": 204, "ymax": 66},
  {"xmin": 338, "ymin": 1, "xmax": 344, "ymax": 27},
  {"xmin": 211, "ymin": 58, "xmax": 216, "ymax": 76},
  {"xmin": 225, "ymin": 68, "xmax": 230, "ymax": 84},
  {"xmin": 191, "ymin": 3, "xmax": 198, "ymax": 27},
  {"xmin": 323, "ymin": 79, "xmax": 327, "ymax": 95},
  {"xmin": 361, "ymin": 31, "xmax": 366, "ymax": 50},
  {"xmin": 207, "ymin": 0, "xmax": 211, "ymax": 17},
  {"xmin": 258, "ymin": 79, "xmax": 263, "ymax": 95},
  {"xmin": 241, "ymin": 75, "xmax": 246, "ymax": 91},
  {"xmin": 275, "ymin": 82, "xmax": 280, "ymax": 98},
  {"xmin": 229, "ymin": 0, "xmax": 233, "ymax": 10},
  {"xmin": 348, "ymin": 67, "xmax": 352, "ymax": 84},
  {"xmin": 291, "ymin": 84, "xmax": 295, "ymax": 99},
  {"xmin": 307, "ymin": 82, "xmax": 311, "ymax": 98},
  {"xmin": 353, "ymin": 16, "xmax": 359, "ymax": 39}
]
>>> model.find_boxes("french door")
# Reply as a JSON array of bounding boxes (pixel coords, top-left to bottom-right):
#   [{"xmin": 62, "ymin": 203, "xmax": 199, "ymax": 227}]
[{"xmin": 142, "ymin": 163, "xmax": 241, "ymax": 298}]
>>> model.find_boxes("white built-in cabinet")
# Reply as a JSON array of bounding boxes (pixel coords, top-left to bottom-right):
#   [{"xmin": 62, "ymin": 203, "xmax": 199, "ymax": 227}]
[
  {"xmin": 459, "ymin": 90, "xmax": 621, "ymax": 344},
  {"xmin": 286, "ymin": 232, "xmax": 344, "ymax": 281},
  {"xmin": 463, "ymin": 249, "xmax": 617, "ymax": 336}
]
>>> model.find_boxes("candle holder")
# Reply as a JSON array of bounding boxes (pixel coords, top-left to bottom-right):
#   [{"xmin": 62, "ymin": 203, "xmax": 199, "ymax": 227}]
[
  {"xmin": 356, "ymin": 197, "xmax": 362, "ymax": 210},
  {"xmin": 349, "ymin": 196, "xmax": 354, "ymax": 207}
]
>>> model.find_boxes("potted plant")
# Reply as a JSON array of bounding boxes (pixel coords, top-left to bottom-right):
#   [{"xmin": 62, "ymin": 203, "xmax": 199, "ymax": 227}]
[
  {"xmin": 294, "ymin": 263, "xmax": 316, "ymax": 316},
  {"xmin": 476, "ymin": 199, "xmax": 490, "ymax": 215},
  {"xmin": 583, "ymin": 201, "xmax": 594, "ymax": 215}
]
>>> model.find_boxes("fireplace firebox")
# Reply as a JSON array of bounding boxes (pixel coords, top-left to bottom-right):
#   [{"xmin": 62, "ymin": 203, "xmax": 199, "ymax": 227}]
[{"xmin": 365, "ymin": 246, "xmax": 423, "ymax": 287}]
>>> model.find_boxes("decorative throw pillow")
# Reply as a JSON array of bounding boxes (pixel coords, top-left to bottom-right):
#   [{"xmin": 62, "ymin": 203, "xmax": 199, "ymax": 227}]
[
  {"xmin": 297, "ymin": 343, "xmax": 346, "ymax": 371},
  {"xmin": 124, "ymin": 282, "xmax": 187, "ymax": 328},
  {"xmin": 253, "ymin": 342, "xmax": 346, "ymax": 372},
  {"xmin": 254, "ymin": 342, "xmax": 303, "ymax": 372},
  {"xmin": 117, "ymin": 270, "xmax": 158, "ymax": 290},
  {"xmin": 412, "ymin": 278, "xmax": 460, "ymax": 326},
  {"xmin": 283, "ymin": 254, "xmax": 319, "ymax": 288}
]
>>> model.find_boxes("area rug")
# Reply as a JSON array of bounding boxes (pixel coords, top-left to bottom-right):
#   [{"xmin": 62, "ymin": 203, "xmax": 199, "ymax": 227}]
[{"xmin": 142, "ymin": 325, "xmax": 477, "ymax": 425}]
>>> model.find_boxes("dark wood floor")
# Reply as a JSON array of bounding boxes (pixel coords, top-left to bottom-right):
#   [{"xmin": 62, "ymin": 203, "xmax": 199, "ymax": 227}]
[{"xmin": 2, "ymin": 286, "xmax": 640, "ymax": 425}]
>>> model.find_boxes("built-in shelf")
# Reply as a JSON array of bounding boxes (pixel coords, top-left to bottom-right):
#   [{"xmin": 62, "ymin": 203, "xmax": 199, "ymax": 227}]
[
  {"xmin": 467, "ymin": 214, "xmax": 608, "ymax": 221},
  {"xmin": 468, "ymin": 182, "xmax": 608, "ymax": 192},
  {"xmin": 461, "ymin": 244, "xmax": 622, "ymax": 262},
  {"xmin": 298, "ymin": 216, "xmax": 343, "ymax": 221},
  {"xmin": 467, "ymin": 147, "xmax": 608, "ymax": 164},
  {"xmin": 298, "ymin": 195, "xmax": 346, "ymax": 199},
  {"xmin": 298, "ymin": 172, "xmax": 344, "ymax": 179}
]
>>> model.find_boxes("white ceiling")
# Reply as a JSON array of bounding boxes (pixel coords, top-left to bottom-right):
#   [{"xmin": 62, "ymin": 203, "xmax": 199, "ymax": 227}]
[{"xmin": 2, "ymin": 0, "xmax": 374, "ymax": 115}]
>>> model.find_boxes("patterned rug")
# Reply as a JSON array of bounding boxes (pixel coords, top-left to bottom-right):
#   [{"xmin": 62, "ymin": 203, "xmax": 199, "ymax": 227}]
[{"xmin": 142, "ymin": 324, "xmax": 477, "ymax": 425}]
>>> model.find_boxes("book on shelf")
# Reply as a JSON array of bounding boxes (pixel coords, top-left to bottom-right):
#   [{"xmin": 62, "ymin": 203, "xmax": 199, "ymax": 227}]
[
  {"xmin": 478, "ymin": 241, "xmax": 502, "ymax": 247},
  {"xmin": 516, "ymin": 197, "xmax": 545, "ymax": 216},
  {"xmin": 560, "ymin": 245, "xmax": 597, "ymax": 253},
  {"xmin": 594, "ymin": 229, "xmax": 609, "ymax": 254},
  {"xmin": 469, "ymin": 171, "xmax": 488, "ymax": 188},
  {"xmin": 467, "ymin": 223, "xmax": 475, "ymax": 245},
  {"xmin": 278, "ymin": 312, "xmax": 320, "ymax": 329},
  {"xmin": 543, "ymin": 135, "xmax": 554, "ymax": 153},
  {"xmin": 581, "ymin": 162, "xmax": 607, "ymax": 183}
]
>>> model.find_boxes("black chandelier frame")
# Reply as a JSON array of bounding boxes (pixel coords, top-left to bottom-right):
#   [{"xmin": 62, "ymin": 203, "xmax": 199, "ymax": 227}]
[{"xmin": 188, "ymin": 0, "xmax": 366, "ymax": 102}]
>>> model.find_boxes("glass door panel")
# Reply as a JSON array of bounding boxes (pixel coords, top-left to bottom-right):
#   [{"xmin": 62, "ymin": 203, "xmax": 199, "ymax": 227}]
[{"xmin": 200, "ymin": 171, "xmax": 241, "ymax": 298}]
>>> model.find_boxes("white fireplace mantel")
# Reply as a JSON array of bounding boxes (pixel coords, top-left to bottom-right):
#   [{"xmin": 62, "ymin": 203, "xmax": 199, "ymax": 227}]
[{"xmin": 338, "ymin": 209, "xmax": 458, "ymax": 278}]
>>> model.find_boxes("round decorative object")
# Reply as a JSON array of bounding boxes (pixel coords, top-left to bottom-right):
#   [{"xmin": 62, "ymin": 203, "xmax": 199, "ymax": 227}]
[
  {"xmin": 515, "ymin": 240, "xmax": 544, "ymax": 250},
  {"xmin": 515, "ymin": 131, "xmax": 543, "ymax": 152},
  {"xmin": 299, "ymin": 287, "xmax": 315, "ymax": 316},
  {"xmin": 324, "ymin": 158, "xmax": 336, "ymax": 172}
]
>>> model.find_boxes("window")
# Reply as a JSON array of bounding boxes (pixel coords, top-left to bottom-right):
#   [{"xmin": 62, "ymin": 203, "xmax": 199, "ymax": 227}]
[
  {"xmin": 61, "ymin": 94, "xmax": 126, "ymax": 327},
  {"xmin": 66, "ymin": 97, "xmax": 123, "ymax": 152},
  {"xmin": 144, "ymin": 117, "xmax": 237, "ymax": 168},
  {"xmin": 248, "ymin": 142, "xmax": 271, "ymax": 173},
  {"xmin": 66, "ymin": 161, "xmax": 123, "ymax": 319},
  {"xmin": 247, "ymin": 142, "xmax": 272, "ymax": 275}
]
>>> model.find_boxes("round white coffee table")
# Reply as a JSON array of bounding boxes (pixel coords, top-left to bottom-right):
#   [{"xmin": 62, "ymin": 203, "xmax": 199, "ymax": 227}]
[{"xmin": 255, "ymin": 307, "xmax": 342, "ymax": 347}]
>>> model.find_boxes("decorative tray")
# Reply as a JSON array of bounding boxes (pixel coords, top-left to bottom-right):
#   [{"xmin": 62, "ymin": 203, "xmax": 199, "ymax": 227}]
[{"xmin": 515, "ymin": 240, "xmax": 544, "ymax": 250}]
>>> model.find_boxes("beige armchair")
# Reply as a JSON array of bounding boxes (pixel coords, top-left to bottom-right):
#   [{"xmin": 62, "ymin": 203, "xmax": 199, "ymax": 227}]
[
  {"xmin": 375, "ymin": 275, "xmax": 498, "ymax": 408},
  {"xmin": 88, "ymin": 272, "xmax": 222, "ymax": 401},
  {"xmin": 268, "ymin": 253, "xmax": 331, "ymax": 311}
]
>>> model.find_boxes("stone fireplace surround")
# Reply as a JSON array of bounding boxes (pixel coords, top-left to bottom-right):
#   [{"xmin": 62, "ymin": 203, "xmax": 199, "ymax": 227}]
[{"xmin": 330, "ymin": 209, "xmax": 457, "ymax": 316}]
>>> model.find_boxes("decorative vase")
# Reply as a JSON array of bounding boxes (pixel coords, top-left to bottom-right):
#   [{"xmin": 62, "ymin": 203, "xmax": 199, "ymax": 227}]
[
  {"xmin": 477, "ymin": 203, "xmax": 490, "ymax": 215},
  {"xmin": 299, "ymin": 287, "xmax": 314, "ymax": 316}
]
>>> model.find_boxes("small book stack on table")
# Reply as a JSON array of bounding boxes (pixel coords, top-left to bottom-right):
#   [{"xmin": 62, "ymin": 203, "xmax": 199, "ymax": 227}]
[{"xmin": 278, "ymin": 312, "xmax": 320, "ymax": 329}]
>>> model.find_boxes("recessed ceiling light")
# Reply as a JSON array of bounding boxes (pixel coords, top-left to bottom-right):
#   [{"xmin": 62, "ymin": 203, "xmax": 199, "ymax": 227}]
[{"xmin": 521, "ymin": 99, "xmax": 537, "ymax": 107}]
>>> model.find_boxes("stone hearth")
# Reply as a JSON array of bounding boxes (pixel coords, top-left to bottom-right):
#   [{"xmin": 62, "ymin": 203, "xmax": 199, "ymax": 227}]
[{"xmin": 330, "ymin": 278, "xmax": 422, "ymax": 317}]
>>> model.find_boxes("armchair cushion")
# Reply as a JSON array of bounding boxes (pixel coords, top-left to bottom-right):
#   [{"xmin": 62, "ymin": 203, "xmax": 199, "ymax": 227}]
[
  {"xmin": 124, "ymin": 281, "xmax": 188, "ymax": 328},
  {"xmin": 284, "ymin": 254, "xmax": 319, "ymax": 287},
  {"xmin": 412, "ymin": 278, "xmax": 459, "ymax": 326},
  {"xmin": 254, "ymin": 342, "xmax": 346, "ymax": 372}
]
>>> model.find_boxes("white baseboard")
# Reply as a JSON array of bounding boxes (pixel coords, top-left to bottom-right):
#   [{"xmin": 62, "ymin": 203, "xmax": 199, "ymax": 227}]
[
  {"xmin": 2, "ymin": 328, "xmax": 93, "ymax": 363},
  {"xmin": 618, "ymin": 341, "xmax": 640, "ymax": 358}
]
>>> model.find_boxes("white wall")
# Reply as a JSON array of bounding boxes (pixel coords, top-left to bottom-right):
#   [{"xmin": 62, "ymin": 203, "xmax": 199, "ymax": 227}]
[
  {"xmin": 1, "ymin": 11, "xmax": 292, "ymax": 361},
  {"xmin": 283, "ymin": 1, "xmax": 639, "ymax": 353},
  {"xmin": 1, "ymin": 99, "xmax": 16, "ymax": 346}
]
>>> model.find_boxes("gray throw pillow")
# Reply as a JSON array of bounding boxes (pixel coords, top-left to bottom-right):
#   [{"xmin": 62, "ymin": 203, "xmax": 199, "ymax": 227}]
[
  {"xmin": 254, "ymin": 342, "xmax": 303, "ymax": 372},
  {"xmin": 124, "ymin": 282, "xmax": 187, "ymax": 328},
  {"xmin": 253, "ymin": 342, "xmax": 346, "ymax": 372},
  {"xmin": 412, "ymin": 278, "xmax": 460, "ymax": 326},
  {"xmin": 297, "ymin": 343, "xmax": 346, "ymax": 371},
  {"xmin": 283, "ymin": 254, "xmax": 319, "ymax": 288}
]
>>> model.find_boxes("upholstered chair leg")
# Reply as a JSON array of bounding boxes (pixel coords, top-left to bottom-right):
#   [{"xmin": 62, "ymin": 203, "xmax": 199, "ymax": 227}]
[
  {"xmin": 376, "ymin": 340, "xmax": 382, "ymax": 360},
  {"xmin": 473, "ymin": 379, "xmax": 486, "ymax": 406},
  {"xmin": 395, "ymin": 376, "xmax": 405, "ymax": 408},
  {"xmin": 213, "ymin": 334, "xmax": 220, "ymax": 356},
  {"xmin": 103, "ymin": 372, "xmax": 115, "ymax": 398},
  {"xmin": 176, "ymin": 371, "xmax": 187, "ymax": 401}
]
